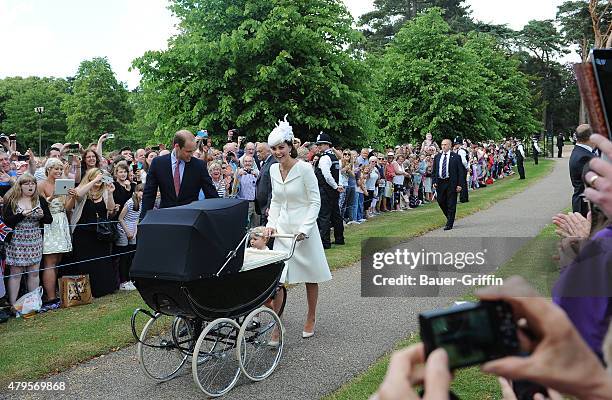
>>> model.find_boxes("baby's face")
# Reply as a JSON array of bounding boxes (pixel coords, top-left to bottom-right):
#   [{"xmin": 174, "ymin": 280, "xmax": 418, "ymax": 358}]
[{"xmin": 250, "ymin": 235, "xmax": 268, "ymax": 250}]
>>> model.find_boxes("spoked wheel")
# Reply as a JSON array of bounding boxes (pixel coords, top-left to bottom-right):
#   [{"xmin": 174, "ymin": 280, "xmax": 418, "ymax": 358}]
[
  {"xmin": 276, "ymin": 285, "xmax": 287, "ymax": 318},
  {"xmin": 237, "ymin": 307, "xmax": 284, "ymax": 381},
  {"xmin": 137, "ymin": 314, "xmax": 192, "ymax": 381},
  {"xmin": 192, "ymin": 318, "xmax": 241, "ymax": 397}
]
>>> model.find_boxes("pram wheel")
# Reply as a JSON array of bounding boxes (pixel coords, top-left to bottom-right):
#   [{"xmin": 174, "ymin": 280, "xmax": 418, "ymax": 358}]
[
  {"xmin": 137, "ymin": 314, "xmax": 191, "ymax": 381},
  {"xmin": 192, "ymin": 318, "xmax": 241, "ymax": 397},
  {"xmin": 237, "ymin": 307, "xmax": 284, "ymax": 381},
  {"xmin": 276, "ymin": 285, "xmax": 287, "ymax": 317}
]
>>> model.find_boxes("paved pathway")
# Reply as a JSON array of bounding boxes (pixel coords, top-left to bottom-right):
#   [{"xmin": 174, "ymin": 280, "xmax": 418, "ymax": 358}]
[{"xmin": 8, "ymin": 156, "xmax": 572, "ymax": 400}]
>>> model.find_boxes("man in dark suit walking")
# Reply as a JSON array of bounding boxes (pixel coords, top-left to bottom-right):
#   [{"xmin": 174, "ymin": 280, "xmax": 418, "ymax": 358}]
[
  {"xmin": 557, "ymin": 133, "xmax": 565, "ymax": 158},
  {"xmin": 433, "ymin": 138, "xmax": 462, "ymax": 230},
  {"xmin": 255, "ymin": 142, "xmax": 277, "ymax": 227},
  {"xmin": 569, "ymin": 124, "xmax": 597, "ymax": 217},
  {"xmin": 140, "ymin": 130, "xmax": 218, "ymax": 220}
]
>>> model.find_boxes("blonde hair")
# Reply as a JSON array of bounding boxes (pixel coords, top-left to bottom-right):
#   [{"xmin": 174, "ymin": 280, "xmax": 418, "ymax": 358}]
[
  {"xmin": 78, "ymin": 168, "xmax": 105, "ymax": 199},
  {"xmin": 249, "ymin": 226, "xmax": 268, "ymax": 243},
  {"xmin": 4, "ymin": 173, "xmax": 40, "ymax": 213},
  {"xmin": 45, "ymin": 158, "xmax": 64, "ymax": 177},
  {"xmin": 132, "ymin": 183, "xmax": 143, "ymax": 212},
  {"xmin": 208, "ymin": 161, "xmax": 222, "ymax": 173}
]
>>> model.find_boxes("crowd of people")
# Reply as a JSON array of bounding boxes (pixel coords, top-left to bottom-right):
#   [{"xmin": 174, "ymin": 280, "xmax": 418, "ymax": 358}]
[
  {"xmin": 1, "ymin": 118, "xmax": 611, "ymax": 399},
  {"xmin": 0, "ymin": 127, "xmax": 530, "ymax": 320},
  {"xmin": 373, "ymin": 129, "xmax": 612, "ymax": 400}
]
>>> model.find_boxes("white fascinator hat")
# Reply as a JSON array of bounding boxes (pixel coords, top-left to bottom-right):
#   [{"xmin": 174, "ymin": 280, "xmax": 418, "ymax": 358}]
[{"xmin": 267, "ymin": 115, "xmax": 294, "ymax": 147}]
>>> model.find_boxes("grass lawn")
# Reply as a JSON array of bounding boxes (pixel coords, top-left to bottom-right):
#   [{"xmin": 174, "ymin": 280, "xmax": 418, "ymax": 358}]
[
  {"xmin": 324, "ymin": 216, "xmax": 562, "ymax": 400},
  {"xmin": 0, "ymin": 159, "xmax": 554, "ymax": 386}
]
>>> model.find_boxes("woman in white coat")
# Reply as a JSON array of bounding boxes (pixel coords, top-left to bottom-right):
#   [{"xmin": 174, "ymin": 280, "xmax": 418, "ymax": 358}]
[{"xmin": 264, "ymin": 117, "xmax": 332, "ymax": 338}]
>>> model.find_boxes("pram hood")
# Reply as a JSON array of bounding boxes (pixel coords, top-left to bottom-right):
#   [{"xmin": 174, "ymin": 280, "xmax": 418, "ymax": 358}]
[{"xmin": 131, "ymin": 198, "xmax": 248, "ymax": 281}]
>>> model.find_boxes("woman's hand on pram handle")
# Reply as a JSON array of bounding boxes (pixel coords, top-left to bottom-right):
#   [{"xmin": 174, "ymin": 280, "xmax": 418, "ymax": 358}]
[{"xmin": 264, "ymin": 227, "xmax": 277, "ymax": 238}]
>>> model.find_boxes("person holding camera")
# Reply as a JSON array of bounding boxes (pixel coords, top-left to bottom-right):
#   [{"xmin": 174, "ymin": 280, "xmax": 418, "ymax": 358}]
[
  {"xmin": 64, "ymin": 169, "xmax": 117, "ymax": 297},
  {"xmin": 38, "ymin": 158, "xmax": 73, "ymax": 311},
  {"xmin": 255, "ymin": 142, "xmax": 278, "ymax": 227},
  {"xmin": 233, "ymin": 155, "xmax": 259, "ymax": 228},
  {"xmin": 371, "ymin": 277, "xmax": 612, "ymax": 400},
  {"xmin": 3, "ymin": 173, "xmax": 53, "ymax": 308}
]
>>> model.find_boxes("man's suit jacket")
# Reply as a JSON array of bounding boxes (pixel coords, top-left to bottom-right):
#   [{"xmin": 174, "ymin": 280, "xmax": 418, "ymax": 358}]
[
  {"xmin": 255, "ymin": 155, "xmax": 278, "ymax": 215},
  {"xmin": 569, "ymin": 145, "xmax": 596, "ymax": 214},
  {"xmin": 432, "ymin": 151, "xmax": 462, "ymax": 190},
  {"xmin": 140, "ymin": 154, "xmax": 219, "ymax": 219}
]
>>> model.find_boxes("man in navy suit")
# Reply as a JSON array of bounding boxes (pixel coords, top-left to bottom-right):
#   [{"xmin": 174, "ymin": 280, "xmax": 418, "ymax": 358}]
[
  {"xmin": 140, "ymin": 130, "xmax": 218, "ymax": 220},
  {"xmin": 432, "ymin": 138, "xmax": 462, "ymax": 230},
  {"xmin": 569, "ymin": 124, "xmax": 597, "ymax": 217}
]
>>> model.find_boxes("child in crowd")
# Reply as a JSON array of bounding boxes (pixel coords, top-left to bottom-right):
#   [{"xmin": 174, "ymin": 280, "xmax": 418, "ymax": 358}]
[
  {"xmin": 116, "ymin": 183, "xmax": 143, "ymax": 291},
  {"xmin": 4, "ymin": 173, "xmax": 52, "ymax": 306}
]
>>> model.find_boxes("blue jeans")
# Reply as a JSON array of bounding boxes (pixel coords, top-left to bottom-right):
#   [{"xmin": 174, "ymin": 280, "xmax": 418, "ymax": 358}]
[
  {"xmin": 356, "ymin": 192, "xmax": 365, "ymax": 220},
  {"xmin": 343, "ymin": 185, "xmax": 356, "ymax": 221}
]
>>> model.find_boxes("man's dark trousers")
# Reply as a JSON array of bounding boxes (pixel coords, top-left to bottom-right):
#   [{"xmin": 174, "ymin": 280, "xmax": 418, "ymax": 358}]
[
  {"xmin": 458, "ymin": 165, "xmax": 468, "ymax": 203},
  {"xmin": 436, "ymin": 179, "xmax": 458, "ymax": 228},
  {"xmin": 516, "ymin": 153, "xmax": 525, "ymax": 179},
  {"xmin": 318, "ymin": 189, "xmax": 344, "ymax": 247}
]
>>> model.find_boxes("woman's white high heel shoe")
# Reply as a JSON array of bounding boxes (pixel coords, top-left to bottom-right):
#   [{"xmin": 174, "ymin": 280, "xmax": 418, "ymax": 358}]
[{"xmin": 302, "ymin": 322, "xmax": 315, "ymax": 339}]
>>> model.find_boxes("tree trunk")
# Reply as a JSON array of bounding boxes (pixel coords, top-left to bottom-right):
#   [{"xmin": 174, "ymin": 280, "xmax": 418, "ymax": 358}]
[{"xmin": 579, "ymin": 97, "xmax": 588, "ymax": 124}]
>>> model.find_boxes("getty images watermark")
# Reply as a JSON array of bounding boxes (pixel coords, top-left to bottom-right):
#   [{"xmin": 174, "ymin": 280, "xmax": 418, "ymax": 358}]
[{"xmin": 360, "ymin": 237, "xmax": 554, "ymax": 297}]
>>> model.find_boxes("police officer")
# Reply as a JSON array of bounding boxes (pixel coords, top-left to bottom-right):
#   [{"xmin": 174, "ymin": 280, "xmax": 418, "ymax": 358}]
[
  {"xmin": 454, "ymin": 137, "xmax": 469, "ymax": 203},
  {"xmin": 515, "ymin": 139, "xmax": 526, "ymax": 179},
  {"xmin": 314, "ymin": 132, "xmax": 345, "ymax": 249},
  {"xmin": 532, "ymin": 136, "xmax": 541, "ymax": 165}
]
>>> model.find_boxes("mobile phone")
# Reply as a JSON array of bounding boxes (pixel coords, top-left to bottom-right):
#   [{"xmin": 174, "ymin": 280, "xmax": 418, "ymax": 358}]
[
  {"xmin": 151, "ymin": 146, "xmax": 160, "ymax": 152},
  {"xmin": 101, "ymin": 172, "xmax": 114, "ymax": 184},
  {"xmin": 67, "ymin": 154, "xmax": 74, "ymax": 164},
  {"xmin": 591, "ymin": 49, "xmax": 612, "ymax": 139},
  {"xmin": 196, "ymin": 130, "xmax": 208, "ymax": 138},
  {"xmin": 9, "ymin": 134, "xmax": 16, "ymax": 141},
  {"xmin": 106, "ymin": 133, "xmax": 115, "ymax": 139},
  {"xmin": 419, "ymin": 301, "xmax": 520, "ymax": 370},
  {"xmin": 17, "ymin": 155, "xmax": 29, "ymax": 161},
  {"xmin": 132, "ymin": 164, "xmax": 138, "ymax": 173},
  {"xmin": 68, "ymin": 143, "xmax": 79, "ymax": 149}
]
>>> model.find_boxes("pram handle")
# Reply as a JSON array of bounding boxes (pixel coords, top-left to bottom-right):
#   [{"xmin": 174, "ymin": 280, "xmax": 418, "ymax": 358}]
[
  {"xmin": 270, "ymin": 232, "xmax": 305, "ymax": 261},
  {"xmin": 270, "ymin": 233, "xmax": 304, "ymax": 239}
]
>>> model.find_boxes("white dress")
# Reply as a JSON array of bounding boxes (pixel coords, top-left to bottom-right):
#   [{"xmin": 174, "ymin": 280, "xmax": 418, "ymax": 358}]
[{"xmin": 267, "ymin": 161, "xmax": 332, "ymax": 284}]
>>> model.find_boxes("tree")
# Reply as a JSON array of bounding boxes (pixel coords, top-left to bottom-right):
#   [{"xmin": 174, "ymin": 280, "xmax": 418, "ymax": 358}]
[
  {"xmin": 378, "ymin": 9, "xmax": 500, "ymax": 143},
  {"xmin": 124, "ymin": 88, "xmax": 158, "ymax": 148},
  {"xmin": 556, "ymin": 1, "xmax": 611, "ymax": 123},
  {"xmin": 464, "ymin": 33, "xmax": 541, "ymax": 139},
  {"xmin": 0, "ymin": 77, "xmax": 69, "ymax": 153},
  {"xmin": 133, "ymin": 0, "xmax": 375, "ymax": 146},
  {"xmin": 516, "ymin": 20, "xmax": 568, "ymax": 132},
  {"xmin": 358, "ymin": 0, "xmax": 473, "ymax": 52},
  {"xmin": 588, "ymin": 0, "xmax": 612, "ymax": 48},
  {"xmin": 61, "ymin": 57, "xmax": 133, "ymax": 145},
  {"xmin": 558, "ymin": 1, "xmax": 597, "ymax": 61}
]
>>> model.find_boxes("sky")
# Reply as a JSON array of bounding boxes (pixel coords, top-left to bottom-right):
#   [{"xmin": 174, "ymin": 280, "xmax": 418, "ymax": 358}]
[{"xmin": 0, "ymin": 0, "xmax": 578, "ymax": 89}]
